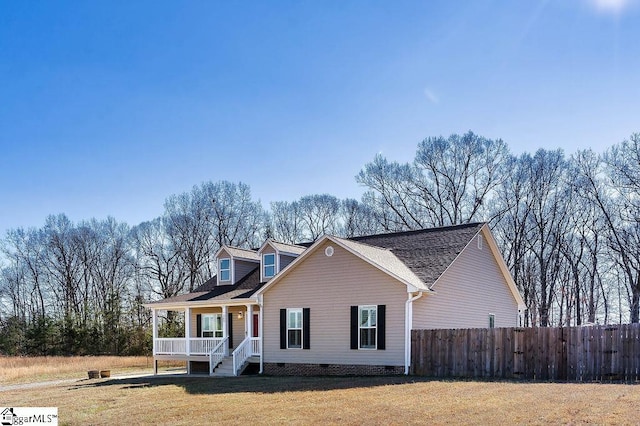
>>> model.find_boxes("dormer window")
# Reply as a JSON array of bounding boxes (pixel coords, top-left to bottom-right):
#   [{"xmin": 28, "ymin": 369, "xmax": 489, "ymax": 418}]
[
  {"xmin": 219, "ymin": 258, "xmax": 231, "ymax": 282},
  {"xmin": 263, "ymin": 253, "xmax": 276, "ymax": 278}
]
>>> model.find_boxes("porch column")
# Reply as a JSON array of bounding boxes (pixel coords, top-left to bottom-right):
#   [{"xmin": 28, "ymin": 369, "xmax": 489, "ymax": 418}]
[
  {"xmin": 185, "ymin": 307, "xmax": 191, "ymax": 356},
  {"xmin": 246, "ymin": 304, "xmax": 254, "ymax": 338},
  {"xmin": 222, "ymin": 305, "xmax": 228, "ymax": 356},
  {"xmin": 152, "ymin": 309, "xmax": 158, "ymax": 375}
]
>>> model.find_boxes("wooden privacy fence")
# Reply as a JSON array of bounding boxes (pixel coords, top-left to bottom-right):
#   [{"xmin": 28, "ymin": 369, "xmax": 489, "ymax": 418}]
[{"xmin": 411, "ymin": 324, "xmax": 640, "ymax": 381}]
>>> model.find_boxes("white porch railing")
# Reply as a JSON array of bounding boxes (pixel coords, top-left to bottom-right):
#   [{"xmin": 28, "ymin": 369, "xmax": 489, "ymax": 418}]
[
  {"xmin": 190, "ymin": 337, "xmax": 224, "ymax": 355},
  {"xmin": 154, "ymin": 338, "xmax": 223, "ymax": 355},
  {"xmin": 210, "ymin": 337, "xmax": 229, "ymax": 375},
  {"xmin": 232, "ymin": 337, "xmax": 261, "ymax": 376},
  {"xmin": 155, "ymin": 338, "xmax": 186, "ymax": 355},
  {"xmin": 251, "ymin": 337, "xmax": 260, "ymax": 356}
]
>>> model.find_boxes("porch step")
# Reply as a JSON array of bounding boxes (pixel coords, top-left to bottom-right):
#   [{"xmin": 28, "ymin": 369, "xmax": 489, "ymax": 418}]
[{"xmin": 211, "ymin": 356, "xmax": 235, "ymax": 377}]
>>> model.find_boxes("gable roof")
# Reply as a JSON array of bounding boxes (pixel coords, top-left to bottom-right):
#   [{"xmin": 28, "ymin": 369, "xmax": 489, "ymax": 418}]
[
  {"xmin": 256, "ymin": 234, "xmax": 435, "ymax": 295},
  {"xmin": 351, "ymin": 222, "xmax": 484, "ymax": 286},
  {"xmin": 267, "ymin": 240, "xmax": 306, "ymax": 255},
  {"xmin": 216, "ymin": 245, "xmax": 260, "ymax": 262}
]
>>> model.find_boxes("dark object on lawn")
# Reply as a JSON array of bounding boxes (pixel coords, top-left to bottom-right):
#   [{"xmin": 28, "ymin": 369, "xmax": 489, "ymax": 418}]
[
  {"xmin": 88, "ymin": 370, "xmax": 100, "ymax": 379},
  {"xmin": 100, "ymin": 370, "xmax": 111, "ymax": 378}
]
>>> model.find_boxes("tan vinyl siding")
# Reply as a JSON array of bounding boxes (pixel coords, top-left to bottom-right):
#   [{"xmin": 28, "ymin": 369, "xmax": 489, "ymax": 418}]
[
  {"xmin": 227, "ymin": 306, "xmax": 246, "ymax": 347},
  {"xmin": 235, "ymin": 259, "xmax": 258, "ymax": 283},
  {"xmin": 263, "ymin": 240, "xmax": 407, "ymax": 366},
  {"xmin": 412, "ymin": 233, "xmax": 519, "ymax": 329},
  {"xmin": 280, "ymin": 254, "xmax": 296, "ymax": 270}
]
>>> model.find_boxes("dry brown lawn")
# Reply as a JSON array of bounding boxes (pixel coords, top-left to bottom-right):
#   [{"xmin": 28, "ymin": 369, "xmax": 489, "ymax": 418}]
[
  {"xmin": 0, "ymin": 355, "xmax": 179, "ymax": 384},
  {"xmin": 1, "ymin": 373, "xmax": 639, "ymax": 425}
]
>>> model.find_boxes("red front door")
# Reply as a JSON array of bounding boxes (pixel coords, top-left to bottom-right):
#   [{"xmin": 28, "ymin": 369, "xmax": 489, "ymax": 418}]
[{"xmin": 252, "ymin": 313, "xmax": 259, "ymax": 337}]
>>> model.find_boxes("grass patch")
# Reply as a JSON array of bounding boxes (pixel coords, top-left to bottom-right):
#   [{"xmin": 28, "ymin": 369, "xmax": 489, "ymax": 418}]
[
  {"xmin": 0, "ymin": 356, "xmax": 183, "ymax": 384},
  {"xmin": 1, "ymin": 375, "xmax": 639, "ymax": 425}
]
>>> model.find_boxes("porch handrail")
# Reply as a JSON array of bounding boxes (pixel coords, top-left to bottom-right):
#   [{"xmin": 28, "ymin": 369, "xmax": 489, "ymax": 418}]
[
  {"xmin": 232, "ymin": 337, "xmax": 252, "ymax": 376},
  {"xmin": 209, "ymin": 337, "xmax": 228, "ymax": 375},
  {"xmin": 191, "ymin": 337, "xmax": 223, "ymax": 355},
  {"xmin": 250, "ymin": 337, "xmax": 261, "ymax": 356},
  {"xmin": 155, "ymin": 338, "xmax": 186, "ymax": 355}
]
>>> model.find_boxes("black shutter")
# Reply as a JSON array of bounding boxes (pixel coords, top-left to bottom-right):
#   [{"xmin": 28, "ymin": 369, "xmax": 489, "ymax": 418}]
[
  {"xmin": 350, "ymin": 306, "xmax": 358, "ymax": 350},
  {"xmin": 377, "ymin": 305, "xmax": 386, "ymax": 350},
  {"xmin": 196, "ymin": 314, "xmax": 202, "ymax": 338},
  {"xmin": 228, "ymin": 312, "xmax": 233, "ymax": 348},
  {"xmin": 303, "ymin": 308, "xmax": 310, "ymax": 350},
  {"xmin": 280, "ymin": 309, "xmax": 287, "ymax": 349}
]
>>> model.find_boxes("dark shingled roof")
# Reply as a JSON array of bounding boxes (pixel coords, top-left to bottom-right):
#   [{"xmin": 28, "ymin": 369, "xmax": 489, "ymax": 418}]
[
  {"xmin": 350, "ymin": 222, "xmax": 484, "ymax": 286},
  {"xmin": 147, "ymin": 266, "xmax": 263, "ymax": 305},
  {"xmin": 147, "ymin": 223, "xmax": 484, "ymax": 305}
]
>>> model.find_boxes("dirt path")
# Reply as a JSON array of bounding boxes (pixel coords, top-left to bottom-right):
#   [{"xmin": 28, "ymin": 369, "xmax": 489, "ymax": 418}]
[{"xmin": 0, "ymin": 370, "xmax": 174, "ymax": 392}]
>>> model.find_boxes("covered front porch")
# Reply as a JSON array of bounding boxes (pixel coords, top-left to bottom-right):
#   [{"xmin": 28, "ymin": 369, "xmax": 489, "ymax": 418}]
[{"xmin": 151, "ymin": 303, "xmax": 261, "ymax": 376}]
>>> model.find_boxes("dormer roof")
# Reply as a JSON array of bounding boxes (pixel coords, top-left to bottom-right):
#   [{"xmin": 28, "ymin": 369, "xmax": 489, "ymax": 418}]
[
  {"xmin": 215, "ymin": 245, "xmax": 260, "ymax": 262},
  {"xmin": 258, "ymin": 239, "xmax": 306, "ymax": 256}
]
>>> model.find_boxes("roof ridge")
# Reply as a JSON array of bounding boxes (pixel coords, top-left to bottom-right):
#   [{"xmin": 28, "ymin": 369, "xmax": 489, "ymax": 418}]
[
  {"xmin": 349, "ymin": 222, "xmax": 485, "ymax": 241},
  {"xmin": 269, "ymin": 239, "xmax": 306, "ymax": 248},
  {"xmin": 225, "ymin": 245, "xmax": 258, "ymax": 253},
  {"xmin": 331, "ymin": 235, "xmax": 392, "ymax": 251}
]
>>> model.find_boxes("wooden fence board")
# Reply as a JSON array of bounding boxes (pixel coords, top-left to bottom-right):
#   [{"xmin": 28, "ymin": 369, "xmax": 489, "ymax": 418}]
[{"xmin": 411, "ymin": 324, "xmax": 640, "ymax": 382}]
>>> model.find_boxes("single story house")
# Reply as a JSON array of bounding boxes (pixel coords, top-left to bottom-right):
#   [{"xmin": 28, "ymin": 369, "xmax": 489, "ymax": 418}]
[{"xmin": 144, "ymin": 222, "xmax": 525, "ymax": 376}]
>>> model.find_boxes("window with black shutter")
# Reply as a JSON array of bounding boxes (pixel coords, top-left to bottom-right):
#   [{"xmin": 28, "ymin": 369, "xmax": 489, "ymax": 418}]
[{"xmin": 350, "ymin": 305, "xmax": 385, "ymax": 350}]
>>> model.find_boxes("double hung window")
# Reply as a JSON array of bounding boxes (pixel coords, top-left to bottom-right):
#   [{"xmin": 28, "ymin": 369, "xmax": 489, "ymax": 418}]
[
  {"xmin": 287, "ymin": 308, "xmax": 302, "ymax": 349},
  {"xmin": 202, "ymin": 314, "xmax": 223, "ymax": 338},
  {"xmin": 351, "ymin": 304, "xmax": 385, "ymax": 350},
  {"xmin": 219, "ymin": 258, "xmax": 230, "ymax": 282},
  {"xmin": 279, "ymin": 308, "xmax": 310, "ymax": 350},
  {"xmin": 263, "ymin": 253, "xmax": 276, "ymax": 278},
  {"xmin": 359, "ymin": 306, "xmax": 377, "ymax": 349}
]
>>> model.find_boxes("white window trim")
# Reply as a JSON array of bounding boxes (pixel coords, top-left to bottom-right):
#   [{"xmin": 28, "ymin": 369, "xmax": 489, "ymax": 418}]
[
  {"xmin": 358, "ymin": 305, "xmax": 377, "ymax": 350},
  {"xmin": 202, "ymin": 313, "xmax": 223, "ymax": 338},
  {"xmin": 489, "ymin": 313, "xmax": 495, "ymax": 328},
  {"xmin": 287, "ymin": 308, "xmax": 303, "ymax": 350},
  {"xmin": 263, "ymin": 253, "xmax": 276, "ymax": 279},
  {"xmin": 219, "ymin": 258, "xmax": 231, "ymax": 282}
]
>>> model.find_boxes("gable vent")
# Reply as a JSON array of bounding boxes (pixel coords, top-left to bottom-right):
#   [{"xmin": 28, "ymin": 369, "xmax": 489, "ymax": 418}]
[{"xmin": 325, "ymin": 246, "xmax": 334, "ymax": 257}]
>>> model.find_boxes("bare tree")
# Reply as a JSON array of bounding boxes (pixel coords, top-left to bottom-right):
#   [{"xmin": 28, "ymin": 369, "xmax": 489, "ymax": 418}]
[
  {"xmin": 574, "ymin": 143, "xmax": 640, "ymax": 323},
  {"xmin": 131, "ymin": 218, "xmax": 187, "ymax": 301},
  {"xmin": 357, "ymin": 132, "xmax": 511, "ymax": 230},
  {"xmin": 413, "ymin": 131, "xmax": 510, "ymax": 226},
  {"xmin": 340, "ymin": 198, "xmax": 382, "ymax": 237},
  {"xmin": 297, "ymin": 194, "xmax": 341, "ymax": 240},
  {"xmin": 165, "ymin": 188, "xmax": 216, "ymax": 292},
  {"xmin": 202, "ymin": 181, "xmax": 266, "ymax": 248},
  {"xmin": 270, "ymin": 201, "xmax": 305, "ymax": 244}
]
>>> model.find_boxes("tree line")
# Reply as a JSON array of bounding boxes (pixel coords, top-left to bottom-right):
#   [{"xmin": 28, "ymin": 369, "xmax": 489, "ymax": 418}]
[{"xmin": 1, "ymin": 131, "xmax": 639, "ymax": 355}]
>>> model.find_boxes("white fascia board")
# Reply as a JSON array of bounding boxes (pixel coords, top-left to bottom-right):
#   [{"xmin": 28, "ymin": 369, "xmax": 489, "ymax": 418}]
[
  {"xmin": 143, "ymin": 297, "xmax": 259, "ymax": 311},
  {"xmin": 214, "ymin": 246, "xmax": 229, "ymax": 259},
  {"xmin": 257, "ymin": 239, "xmax": 274, "ymax": 254}
]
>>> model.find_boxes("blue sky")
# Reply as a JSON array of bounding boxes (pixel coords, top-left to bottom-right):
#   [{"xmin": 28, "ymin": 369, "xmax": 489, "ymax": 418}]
[{"xmin": 1, "ymin": 0, "xmax": 639, "ymax": 235}]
